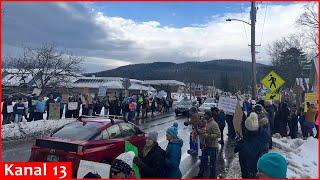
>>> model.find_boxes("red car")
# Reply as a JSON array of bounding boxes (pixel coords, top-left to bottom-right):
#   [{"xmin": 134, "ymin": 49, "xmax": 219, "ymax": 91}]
[{"xmin": 29, "ymin": 116, "xmax": 146, "ymax": 177}]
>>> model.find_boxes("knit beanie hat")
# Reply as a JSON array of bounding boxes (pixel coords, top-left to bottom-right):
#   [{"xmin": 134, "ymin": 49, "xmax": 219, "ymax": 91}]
[
  {"xmin": 189, "ymin": 106, "xmax": 198, "ymax": 115},
  {"xmin": 257, "ymin": 152, "xmax": 287, "ymax": 178},
  {"xmin": 167, "ymin": 122, "xmax": 179, "ymax": 138},
  {"xmin": 245, "ymin": 112, "xmax": 259, "ymax": 131},
  {"xmin": 111, "ymin": 151, "xmax": 135, "ymax": 176},
  {"xmin": 146, "ymin": 131, "xmax": 158, "ymax": 142}
]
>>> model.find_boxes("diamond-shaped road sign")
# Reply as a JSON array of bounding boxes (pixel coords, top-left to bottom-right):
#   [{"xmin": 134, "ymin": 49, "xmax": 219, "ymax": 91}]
[
  {"xmin": 261, "ymin": 71, "xmax": 285, "ymax": 92},
  {"xmin": 265, "ymin": 92, "xmax": 281, "ymax": 101}
]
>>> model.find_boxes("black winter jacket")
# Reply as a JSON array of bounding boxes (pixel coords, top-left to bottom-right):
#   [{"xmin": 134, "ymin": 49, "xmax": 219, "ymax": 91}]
[{"xmin": 137, "ymin": 144, "xmax": 166, "ymax": 178}]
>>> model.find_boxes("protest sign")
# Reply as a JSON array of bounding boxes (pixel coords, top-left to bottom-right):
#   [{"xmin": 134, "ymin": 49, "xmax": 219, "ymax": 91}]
[
  {"xmin": 98, "ymin": 86, "xmax": 107, "ymax": 97},
  {"xmin": 125, "ymin": 141, "xmax": 140, "ymax": 178},
  {"xmin": 218, "ymin": 97, "xmax": 238, "ymax": 115},
  {"xmin": 232, "ymin": 101, "xmax": 243, "ymax": 137},
  {"xmin": 48, "ymin": 103, "xmax": 60, "ymax": 120},
  {"xmin": 77, "ymin": 160, "xmax": 110, "ymax": 179},
  {"xmin": 304, "ymin": 92, "xmax": 318, "ymax": 112},
  {"xmin": 7, "ymin": 105, "xmax": 13, "ymax": 113},
  {"xmin": 68, "ymin": 102, "xmax": 78, "ymax": 111}
]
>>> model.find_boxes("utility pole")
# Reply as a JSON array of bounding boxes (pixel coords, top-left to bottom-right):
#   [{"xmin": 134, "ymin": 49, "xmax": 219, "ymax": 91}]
[{"xmin": 250, "ymin": 2, "xmax": 257, "ymax": 100}]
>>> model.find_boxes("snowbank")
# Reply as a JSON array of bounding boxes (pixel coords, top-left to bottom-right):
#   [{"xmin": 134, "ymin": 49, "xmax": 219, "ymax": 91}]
[
  {"xmin": 272, "ymin": 134, "xmax": 318, "ymax": 178},
  {"xmin": 2, "ymin": 119, "xmax": 74, "ymax": 140}
]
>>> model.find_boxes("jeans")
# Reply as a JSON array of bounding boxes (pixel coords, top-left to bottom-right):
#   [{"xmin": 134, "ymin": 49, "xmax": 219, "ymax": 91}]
[
  {"xmin": 198, "ymin": 147, "xmax": 217, "ymax": 178},
  {"xmin": 14, "ymin": 114, "xmax": 23, "ymax": 123}
]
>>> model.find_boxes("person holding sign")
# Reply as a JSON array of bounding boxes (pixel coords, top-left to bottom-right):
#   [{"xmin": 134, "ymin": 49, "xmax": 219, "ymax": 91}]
[
  {"xmin": 13, "ymin": 98, "xmax": 26, "ymax": 123},
  {"xmin": 111, "ymin": 151, "xmax": 136, "ymax": 178},
  {"xmin": 305, "ymin": 102, "xmax": 317, "ymax": 137},
  {"xmin": 133, "ymin": 131, "xmax": 166, "ymax": 178},
  {"xmin": 35, "ymin": 96, "xmax": 45, "ymax": 120}
]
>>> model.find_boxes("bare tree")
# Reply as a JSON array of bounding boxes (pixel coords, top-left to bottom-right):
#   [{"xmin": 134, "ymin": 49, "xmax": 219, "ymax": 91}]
[
  {"xmin": 9, "ymin": 43, "xmax": 83, "ymax": 94},
  {"xmin": 297, "ymin": 3, "xmax": 319, "ymax": 29},
  {"xmin": 296, "ymin": 3, "xmax": 319, "ymax": 53}
]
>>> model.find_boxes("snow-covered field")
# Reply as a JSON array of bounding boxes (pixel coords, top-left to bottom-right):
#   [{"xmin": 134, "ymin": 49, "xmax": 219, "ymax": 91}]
[
  {"xmin": 272, "ymin": 134, "xmax": 318, "ymax": 178},
  {"xmin": 2, "ymin": 119, "xmax": 75, "ymax": 140}
]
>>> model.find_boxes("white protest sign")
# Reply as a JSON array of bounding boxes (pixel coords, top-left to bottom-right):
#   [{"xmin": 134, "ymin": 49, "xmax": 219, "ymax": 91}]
[
  {"xmin": 77, "ymin": 160, "xmax": 110, "ymax": 179},
  {"xmin": 7, "ymin": 105, "xmax": 13, "ymax": 113},
  {"xmin": 218, "ymin": 96, "xmax": 238, "ymax": 114},
  {"xmin": 98, "ymin": 86, "xmax": 107, "ymax": 97},
  {"xmin": 68, "ymin": 102, "xmax": 78, "ymax": 111}
]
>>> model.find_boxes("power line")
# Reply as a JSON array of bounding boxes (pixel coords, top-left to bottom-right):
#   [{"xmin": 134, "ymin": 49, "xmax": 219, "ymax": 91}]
[
  {"xmin": 240, "ymin": 4, "xmax": 249, "ymax": 44},
  {"xmin": 260, "ymin": 2, "xmax": 268, "ymax": 46}
]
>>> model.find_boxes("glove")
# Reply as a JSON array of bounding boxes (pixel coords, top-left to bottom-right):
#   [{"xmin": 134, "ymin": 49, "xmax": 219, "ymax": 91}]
[{"xmin": 133, "ymin": 156, "xmax": 143, "ymax": 166}]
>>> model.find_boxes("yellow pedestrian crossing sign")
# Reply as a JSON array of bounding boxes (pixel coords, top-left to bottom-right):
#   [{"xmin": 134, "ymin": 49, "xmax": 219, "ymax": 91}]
[
  {"xmin": 265, "ymin": 92, "xmax": 281, "ymax": 101},
  {"xmin": 261, "ymin": 71, "xmax": 285, "ymax": 92}
]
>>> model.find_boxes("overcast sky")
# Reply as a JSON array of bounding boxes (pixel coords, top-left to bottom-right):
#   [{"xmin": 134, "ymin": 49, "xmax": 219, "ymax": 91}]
[{"xmin": 3, "ymin": 2, "xmax": 311, "ymax": 73}]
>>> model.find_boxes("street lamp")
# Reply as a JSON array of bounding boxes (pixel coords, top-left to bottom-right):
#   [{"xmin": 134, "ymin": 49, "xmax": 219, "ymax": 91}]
[
  {"xmin": 225, "ymin": 18, "xmax": 251, "ymax": 26},
  {"xmin": 225, "ymin": 2, "xmax": 257, "ymax": 100}
]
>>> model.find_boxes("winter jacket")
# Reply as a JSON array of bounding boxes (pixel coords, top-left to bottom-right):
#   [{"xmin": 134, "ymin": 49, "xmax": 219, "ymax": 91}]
[
  {"xmin": 13, "ymin": 103, "xmax": 26, "ymax": 115},
  {"xmin": 289, "ymin": 112, "xmax": 298, "ymax": 132},
  {"xmin": 136, "ymin": 143, "xmax": 166, "ymax": 178},
  {"xmin": 165, "ymin": 138, "xmax": 183, "ymax": 178},
  {"xmin": 28, "ymin": 96, "xmax": 38, "ymax": 112},
  {"xmin": 56, "ymin": 97, "xmax": 64, "ymax": 110},
  {"xmin": 36, "ymin": 100, "xmax": 46, "ymax": 113},
  {"xmin": 202, "ymin": 118, "xmax": 221, "ymax": 148},
  {"xmin": 46, "ymin": 99, "xmax": 56, "ymax": 111},
  {"xmin": 234, "ymin": 130, "xmax": 269, "ymax": 178},
  {"xmin": 243, "ymin": 101, "xmax": 250, "ymax": 113},
  {"xmin": 217, "ymin": 111, "xmax": 226, "ymax": 128}
]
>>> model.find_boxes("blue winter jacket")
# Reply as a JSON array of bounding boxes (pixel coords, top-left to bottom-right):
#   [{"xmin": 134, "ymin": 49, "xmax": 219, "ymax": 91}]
[
  {"xmin": 165, "ymin": 138, "xmax": 183, "ymax": 178},
  {"xmin": 13, "ymin": 103, "xmax": 26, "ymax": 115},
  {"xmin": 234, "ymin": 130, "xmax": 269, "ymax": 178},
  {"xmin": 36, "ymin": 100, "xmax": 46, "ymax": 113}
]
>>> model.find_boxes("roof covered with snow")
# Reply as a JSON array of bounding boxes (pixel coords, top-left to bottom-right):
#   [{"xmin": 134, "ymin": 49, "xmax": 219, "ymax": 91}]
[{"xmin": 142, "ymin": 80, "xmax": 185, "ymax": 86}]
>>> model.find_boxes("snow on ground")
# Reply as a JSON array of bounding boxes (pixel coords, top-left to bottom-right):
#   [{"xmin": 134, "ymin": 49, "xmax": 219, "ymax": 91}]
[
  {"xmin": 272, "ymin": 134, "xmax": 318, "ymax": 178},
  {"xmin": 2, "ymin": 119, "xmax": 74, "ymax": 140}
]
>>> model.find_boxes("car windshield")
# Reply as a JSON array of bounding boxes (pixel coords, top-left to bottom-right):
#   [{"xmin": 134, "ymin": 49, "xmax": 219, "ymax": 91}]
[
  {"xmin": 178, "ymin": 100, "xmax": 192, "ymax": 106},
  {"xmin": 205, "ymin": 98, "xmax": 215, "ymax": 103},
  {"xmin": 51, "ymin": 122, "xmax": 100, "ymax": 141}
]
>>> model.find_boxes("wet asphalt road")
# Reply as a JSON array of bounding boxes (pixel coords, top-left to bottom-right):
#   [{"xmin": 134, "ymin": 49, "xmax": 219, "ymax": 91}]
[{"xmin": 2, "ymin": 112, "xmax": 238, "ymax": 178}]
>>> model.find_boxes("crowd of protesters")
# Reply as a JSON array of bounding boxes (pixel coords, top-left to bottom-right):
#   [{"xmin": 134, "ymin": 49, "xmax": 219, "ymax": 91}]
[{"xmin": 1, "ymin": 91, "xmax": 174, "ymax": 125}]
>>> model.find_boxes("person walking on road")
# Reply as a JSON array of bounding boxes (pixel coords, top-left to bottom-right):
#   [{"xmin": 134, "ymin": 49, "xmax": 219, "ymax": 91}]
[
  {"xmin": 197, "ymin": 111, "xmax": 221, "ymax": 178},
  {"xmin": 217, "ymin": 109, "xmax": 226, "ymax": 145},
  {"xmin": 133, "ymin": 131, "xmax": 166, "ymax": 178},
  {"xmin": 165, "ymin": 122, "xmax": 183, "ymax": 178}
]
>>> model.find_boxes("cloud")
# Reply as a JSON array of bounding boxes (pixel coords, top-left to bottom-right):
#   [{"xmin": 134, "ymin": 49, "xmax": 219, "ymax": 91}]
[{"xmin": 3, "ymin": 2, "xmax": 312, "ymax": 73}]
